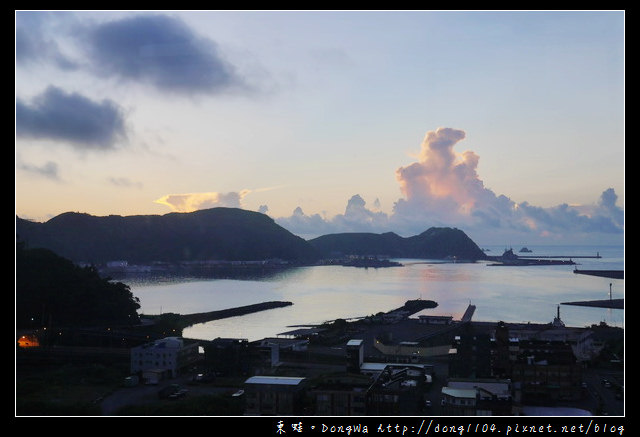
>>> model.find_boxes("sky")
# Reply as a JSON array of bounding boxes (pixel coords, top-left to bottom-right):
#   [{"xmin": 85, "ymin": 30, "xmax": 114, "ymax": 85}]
[{"xmin": 15, "ymin": 10, "xmax": 625, "ymax": 246}]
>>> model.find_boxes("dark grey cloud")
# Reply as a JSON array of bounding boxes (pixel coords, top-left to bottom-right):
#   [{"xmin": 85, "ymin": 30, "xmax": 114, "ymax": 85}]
[
  {"xmin": 17, "ymin": 160, "xmax": 60, "ymax": 180},
  {"xmin": 16, "ymin": 86, "xmax": 127, "ymax": 149},
  {"xmin": 84, "ymin": 14, "xmax": 244, "ymax": 95},
  {"xmin": 108, "ymin": 177, "xmax": 143, "ymax": 189},
  {"xmin": 15, "ymin": 11, "xmax": 79, "ymax": 70}
]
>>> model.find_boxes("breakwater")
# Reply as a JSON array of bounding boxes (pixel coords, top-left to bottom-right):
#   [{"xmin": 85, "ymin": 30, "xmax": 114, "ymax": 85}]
[
  {"xmin": 562, "ymin": 299, "xmax": 623, "ymax": 310},
  {"xmin": 488, "ymin": 258, "xmax": 576, "ymax": 266},
  {"xmin": 388, "ymin": 299, "xmax": 438, "ymax": 316},
  {"xmin": 486, "ymin": 248, "xmax": 603, "ymax": 266},
  {"xmin": 573, "ymin": 269, "xmax": 624, "ymax": 279},
  {"xmin": 178, "ymin": 301, "xmax": 293, "ymax": 327},
  {"xmin": 518, "ymin": 254, "xmax": 602, "ymax": 259}
]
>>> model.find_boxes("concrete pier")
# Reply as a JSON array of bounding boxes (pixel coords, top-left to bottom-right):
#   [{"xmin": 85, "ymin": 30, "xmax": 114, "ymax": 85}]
[{"xmin": 562, "ymin": 299, "xmax": 623, "ymax": 310}]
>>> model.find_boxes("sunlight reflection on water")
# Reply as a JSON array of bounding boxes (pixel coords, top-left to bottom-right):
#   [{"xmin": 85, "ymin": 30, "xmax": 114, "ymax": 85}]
[{"xmin": 124, "ymin": 245, "xmax": 623, "ymax": 341}]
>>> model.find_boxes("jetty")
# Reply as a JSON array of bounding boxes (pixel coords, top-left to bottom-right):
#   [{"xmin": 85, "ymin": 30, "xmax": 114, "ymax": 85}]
[
  {"xmin": 149, "ymin": 301, "xmax": 294, "ymax": 329},
  {"xmin": 517, "ymin": 251, "xmax": 602, "ymax": 259},
  {"xmin": 487, "ymin": 248, "xmax": 604, "ymax": 266},
  {"xmin": 180, "ymin": 301, "xmax": 293, "ymax": 326},
  {"xmin": 518, "ymin": 255, "xmax": 600, "ymax": 259},
  {"xmin": 562, "ymin": 299, "xmax": 624, "ymax": 310},
  {"xmin": 573, "ymin": 269, "xmax": 624, "ymax": 279},
  {"xmin": 562, "ymin": 282, "xmax": 623, "ymax": 309},
  {"xmin": 387, "ymin": 299, "xmax": 438, "ymax": 317}
]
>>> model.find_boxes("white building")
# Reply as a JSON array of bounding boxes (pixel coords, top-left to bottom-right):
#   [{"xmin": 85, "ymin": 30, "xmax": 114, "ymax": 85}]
[{"xmin": 130, "ymin": 336, "xmax": 200, "ymax": 382}]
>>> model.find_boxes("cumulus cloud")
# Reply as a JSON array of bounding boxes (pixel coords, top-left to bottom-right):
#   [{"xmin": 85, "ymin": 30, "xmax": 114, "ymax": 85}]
[
  {"xmin": 275, "ymin": 206, "xmax": 336, "ymax": 239},
  {"xmin": 276, "ymin": 127, "xmax": 624, "ymax": 244},
  {"xmin": 337, "ymin": 194, "xmax": 390, "ymax": 230},
  {"xmin": 276, "ymin": 194, "xmax": 391, "ymax": 239},
  {"xmin": 83, "ymin": 14, "xmax": 245, "ymax": 95},
  {"xmin": 597, "ymin": 188, "xmax": 624, "ymax": 228},
  {"xmin": 16, "ymin": 86, "xmax": 127, "ymax": 149},
  {"xmin": 154, "ymin": 190, "xmax": 251, "ymax": 213},
  {"xmin": 385, "ymin": 127, "xmax": 623, "ymax": 243},
  {"xmin": 394, "ymin": 128, "xmax": 495, "ymax": 222}
]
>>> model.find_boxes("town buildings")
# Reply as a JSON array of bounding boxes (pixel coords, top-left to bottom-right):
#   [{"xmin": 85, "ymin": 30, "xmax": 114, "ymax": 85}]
[
  {"xmin": 244, "ymin": 376, "xmax": 307, "ymax": 415},
  {"xmin": 130, "ymin": 336, "xmax": 200, "ymax": 383},
  {"xmin": 124, "ymin": 309, "xmax": 617, "ymax": 416}
]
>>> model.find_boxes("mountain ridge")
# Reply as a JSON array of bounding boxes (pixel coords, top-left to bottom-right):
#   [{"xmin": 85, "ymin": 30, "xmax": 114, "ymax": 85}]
[
  {"xmin": 309, "ymin": 227, "xmax": 487, "ymax": 261},
  {"xmin": 16, "ymin": 207, "xmax": 319, "ymax": 264},
  {"xmin": 16, "ymin": 208, "xmax": 487, "ymax": 264}
]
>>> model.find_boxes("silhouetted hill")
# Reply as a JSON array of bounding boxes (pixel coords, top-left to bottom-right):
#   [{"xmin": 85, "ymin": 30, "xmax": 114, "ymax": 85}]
[
  {"xmin": 309, "ymin": 227, "xmax": 487, "ymax": 261},
  {"xmin": 16, "ymin": 242, "xmax": 140, "ymax": 328},
  {"xmin": 16, "ymin": 208, "xmax": 320, "ymax": 264},
  {"xmin": 16, "ymin": 209, "xmax": 487, "ymax": 265}
]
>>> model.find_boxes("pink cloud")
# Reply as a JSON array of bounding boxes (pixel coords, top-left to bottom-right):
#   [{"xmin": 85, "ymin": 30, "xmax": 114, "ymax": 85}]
[{"xmin": 394, "ymin": 127, "xmax": 492, "ymax": 222}]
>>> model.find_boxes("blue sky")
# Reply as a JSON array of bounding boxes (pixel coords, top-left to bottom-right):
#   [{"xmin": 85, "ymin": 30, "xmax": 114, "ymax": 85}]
[{"xmin": 15, "ymin": 10, "xmax": 624, "ymax": 245}]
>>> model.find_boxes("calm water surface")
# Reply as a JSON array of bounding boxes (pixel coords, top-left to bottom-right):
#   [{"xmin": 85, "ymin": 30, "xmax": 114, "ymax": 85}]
[{"xmin": 120, "ymin": 245, "xmax": 624, "ymax": 342}]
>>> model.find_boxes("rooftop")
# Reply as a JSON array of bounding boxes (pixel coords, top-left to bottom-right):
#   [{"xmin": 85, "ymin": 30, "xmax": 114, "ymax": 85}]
[
  {"xmin": 442, "ymin": 387, "xmax": 477, "ymax": 399},
  {"xmin": 245, "ymin": 376, "xmax": 306, "ymax": 386}
]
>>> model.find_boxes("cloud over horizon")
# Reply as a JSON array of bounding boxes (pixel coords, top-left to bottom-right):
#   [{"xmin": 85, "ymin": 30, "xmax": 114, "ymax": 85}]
[
  {"xmin": 147, "ymin": 127, "xmax": 623, "ymax": 245},
  {"xmin": 394, "ymin": 127, "xmax": 492, "ymax": 223},
  {"xmin": 274, "ymin": 127, "xmax": 623, "ymax": 244},
  {"xmin": 154, "ymin": 190, "xmax": 251, "ymax": 213},
  {"xmin": 16, "ymin": 13, "xmax": 623, "ymax": 246}
]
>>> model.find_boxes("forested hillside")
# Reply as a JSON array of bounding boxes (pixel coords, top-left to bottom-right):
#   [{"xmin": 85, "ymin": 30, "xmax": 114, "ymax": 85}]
[{"xmin": 16, "ymin": 242, "xmax": 141, "ymax": 329}]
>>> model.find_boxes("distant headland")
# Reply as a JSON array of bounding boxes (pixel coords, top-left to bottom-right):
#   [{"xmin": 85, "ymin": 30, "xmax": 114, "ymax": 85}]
[{"xmin": 16, "ymin": 208, "xmax": 488, "ymax": 268}]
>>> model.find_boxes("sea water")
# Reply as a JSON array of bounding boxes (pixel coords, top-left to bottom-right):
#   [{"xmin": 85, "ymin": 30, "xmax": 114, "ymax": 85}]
[{"xmin": 121, "ymin": 245, "xmax": 624, "ymax": 342}]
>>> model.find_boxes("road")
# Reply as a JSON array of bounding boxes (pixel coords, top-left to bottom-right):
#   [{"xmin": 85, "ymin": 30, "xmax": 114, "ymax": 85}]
[{"xmin": 581, "ymin": 367, "xmax": 624, "ymax": 416}]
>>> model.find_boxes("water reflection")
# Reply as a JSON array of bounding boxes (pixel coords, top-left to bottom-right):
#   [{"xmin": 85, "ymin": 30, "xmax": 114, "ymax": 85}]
[
  {"xmin": 108, "ymin": 264, "xmax": 311, "ymax": 285},
  {"xmin": 123, "ymin": 245, "xmax": 623, "ymax": 342}
]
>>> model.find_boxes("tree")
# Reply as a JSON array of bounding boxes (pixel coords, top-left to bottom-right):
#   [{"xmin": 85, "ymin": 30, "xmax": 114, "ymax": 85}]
[{"xmin": 16, "ymin": 240, "xmax": 140, "ymax": 329}]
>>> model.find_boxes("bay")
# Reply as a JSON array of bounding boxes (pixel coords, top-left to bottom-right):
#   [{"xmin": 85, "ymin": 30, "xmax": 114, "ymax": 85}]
[{"xmin": 120, "ymin": 244, "xmax": 624, "ymax": 342}]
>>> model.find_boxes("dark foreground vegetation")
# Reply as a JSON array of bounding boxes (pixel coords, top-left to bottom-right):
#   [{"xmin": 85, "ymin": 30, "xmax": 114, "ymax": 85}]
[
  {"xmin": 113, "ymin": 393, "xmax": 245, "ymax": 416},
  {"xmin": 16, "ymin": 241, "xmax": 141, "ymax": 330},
  {"xmin": 16, "ymin": 355, "xmax": 125, "ymax": 415},
  {"xmin": 16, "ymin": 348, "xmax": 246, "ymax": 416}
]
